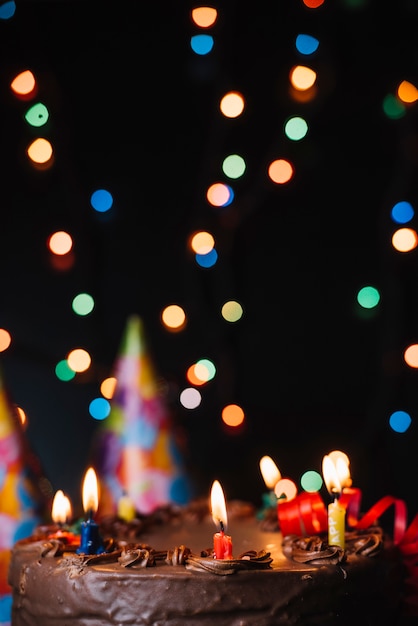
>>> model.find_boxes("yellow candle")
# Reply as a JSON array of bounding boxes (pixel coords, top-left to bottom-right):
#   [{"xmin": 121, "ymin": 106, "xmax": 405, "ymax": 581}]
[{"xmin": 328, "ymin": 499, "xmax": 345, "ymax": 549}]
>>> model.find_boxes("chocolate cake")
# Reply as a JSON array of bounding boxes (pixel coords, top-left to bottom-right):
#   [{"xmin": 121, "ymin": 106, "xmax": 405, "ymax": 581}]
[{"xmin": 8, "ymin": 501, "xmax": 408, "ymax": 626}]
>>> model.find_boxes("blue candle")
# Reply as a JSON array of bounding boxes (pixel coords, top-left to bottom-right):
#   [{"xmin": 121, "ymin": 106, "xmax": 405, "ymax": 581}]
[
  {"xmin": 76, "ymin": 467, "xmax": 105, "ymax": 555},
  {"xmin": 77, "ymin": 511, "xmax": 104, "ymax": 555}
]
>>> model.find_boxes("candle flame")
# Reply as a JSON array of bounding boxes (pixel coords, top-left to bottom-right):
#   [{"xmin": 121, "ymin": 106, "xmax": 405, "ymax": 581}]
[
  {"xmin": 259, "ymin": 455, "xmax": 281, "ymax": 489},
  {"xmin": 211, "ymin": 480, "xmax": 228, "ymax": 531},
  {"xmin": 51, "ymin": 490, "xmax": 72, "ymax": 524},
  {"xmin": 82, "ymin": 467, "xmax": 99, "ymax": 515},
  {"xmin": 322, "ymin": 451, "xmax": 351, "ymax": 497}
]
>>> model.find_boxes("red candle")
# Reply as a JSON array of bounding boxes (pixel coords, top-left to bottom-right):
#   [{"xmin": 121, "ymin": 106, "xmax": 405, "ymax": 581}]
[{"xmin": 211, "ymin": 480, "xmax": 233, "ymax": 560}]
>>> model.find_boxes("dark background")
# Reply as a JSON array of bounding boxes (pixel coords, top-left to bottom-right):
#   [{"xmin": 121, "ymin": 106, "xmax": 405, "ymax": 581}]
[{"xmin": 0, "ymin": 0, "xmax": 418, "ymax": 518}]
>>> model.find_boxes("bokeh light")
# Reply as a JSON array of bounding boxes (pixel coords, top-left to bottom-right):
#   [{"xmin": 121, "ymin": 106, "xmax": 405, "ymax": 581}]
[
  {"xmin": 397, "ymin": 80, "xmax": 418, "ymax": 104},
  {"xmin": 179, "ymin": 387, "xmax": 202, "ymax": 409},
  {"xmin": 222, "ymin": 154, "xmax": 246, "ymax": 179},
  {"xmin": 221, "ymin": 404, "xmax": 244, "ymax": 427},
  {"xmin": 89, "ymin": 397, "xmax": 111, "ymax": 421},
  {"xmin": 221, "ymin": 300, "xmax": 243, "ymax": 322},
  {"xmin": 190, "ymin": 34, "xmax": 214, "ymax": 55},
  {"xmin": 0, "ymin": 1, "xmax": 16, "ymax": 19},
  {"xmin": 100, "ymin": 377, "xmax": 117, "ymax": 399},
  {"xmin": 190, "ymin": 231, "xmax": 215, "ymax": 254},
  {"xmin": 295, "ymin": 34, "xmax": 319, "ymax": 55},
  {"xmin": 67, "ymin": 348, "xmax": 91, "ymax": 373},
  {"xmin": 27, "ymin": 138, "xmax": 53, "ymax": 165},
  {"xmin": 48, "ymin": 231, "xmax": 73, "ymax": 255},
  {"xmin": 0, "ymin": 329, "xmax": 11, "ymax": 351},
  {"xmin": 191, "ymin": 6, "xmax": 218, "ymax": 27},
  {"xmin": 72, "ymin": 293, "xmax": 95, "ymax": 316},
  {"xmin": 391, "ymin": 201, "xmax": 414, "ymax": 224},
  {"xmin": 55, "ymin": 360, "xmax": 76, "ymax": 381},
  {"xmin": 357, "ymin": 286, "xmax": 380, "ymax": 309},
  {"xmin": 268, "ymin": 159, "xmax": 294, "ymax": 184},
  {"xmin": 284, "ymin": 116, "xmax": 308, "ymax": 141},
  {"xmin": 404, "ymin": 344, "xmax": 418, "ymax": 368},
  {"xmin": 300, "ymin": 470, "xmax": 323, "ymax": 492},
  {"xmin": 25, "ymin": 103, "xmax": 49, "ymax": 127},
  {"xmin": 392, "ymin": 227, "xmax": 418, "ymax": 252},
  {"xmin": 289, "ymin": 65, "xmax": 317, "ymax": 91},
  {"xmin": 206, "ymin": 182, "xmax": 234, "ymax": 207},
  {"xmin": 161, "ymin": 304, "xmax": 186, "ymax": 331},
  {"xmin": 195, "ymin": 248, "xmax": 218, "ymax": 267},
  {"xmin": 91, "ymin": 188, "xmax": 113, "ymax": 212},
  {"xmin": 220, "ymin": 91, "xmax": 245, "ymax": 118},
  {"xmin": 10, "ymin": 69, "xmax": 36, "ymax": 97},
  {"xmin": 389, "ymin": 410, "xmax": 412, "ymax": 433},
  {"xmin": 274, "ymin": 478, "xmax": 297, "ymax": 502}
]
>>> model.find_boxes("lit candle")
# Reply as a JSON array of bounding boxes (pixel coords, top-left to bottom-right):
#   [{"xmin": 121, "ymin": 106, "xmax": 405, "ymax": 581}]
[
  {"xmin": 51, "ymin": 489, "xmax": 72, "ymax": 527},
  {"xmin": 210, "ymin": 480, "xmax": 233, "ymax": 560},
  {"xmin": 322, "ymin": 453, "xmax": 346, "ymax": 549},
  {"xmin": 76, "ymin": 467, "xmax": 105, "ymax": 555},
  {"xmin": 259, "ymin": 455, "xmax": 281, "ymax": 508}
]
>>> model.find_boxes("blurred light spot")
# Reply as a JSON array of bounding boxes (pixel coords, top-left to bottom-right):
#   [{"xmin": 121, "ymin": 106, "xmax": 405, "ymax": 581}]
[
  {"xmin": 391, "ymin": 200, "xmax": 414, "ymax": 224},
  {"xmin": 284, "ymin": 116, "xmax": 308, "ymax": 141},
  {"xmin": 404, "ymin": 344, "xmax": 418, "ymax": 368},
  {"xmin": 196, "ymin": 358, "xmax": 216, "ymax": 381},
  {"xmin": 91, "ymin": 188, "xmax": 113, "ymax": 212},
  {"xmin": 16, "ymin": 406, "xmax": 27, "ymax": 427},
  {"xmin": 221, "ymin": 300, "xmax": 243, "ymax": 322},
  {"xmin": 191, "ymin": 6, "xmax": 217, "ymax": 27},
  {"xmin": 0, "ymin": 1, "xmax": 16, "ymax": 19},
  {"xmin": 357, "ymin": 286, "xmax": 380, "ymax": 309},
  {"xmin": 295, "ymin": 34, "xmax": 319, "ymax": 55},
  {"xmin": 100, "ymin": 376, "xmax": 117, "ymax": 399},
  {"xmin": 186, "ymin": 364, "xmax": 206, "ymax": 386},
  {"xmin": 196, "ymin": 248, "xmax": 218, "ymax": 267},
  {"xmin": 48, "ymin": 231, "xmax": 73, "ymax": 255},
  {"xmin": 220, "ymin": 91, "xmax": 245, "ymax": 118},
  {"xmin": 397, "ymin": 80, "xmax": 418, "ymax": 104},
  {"xmin": 0, "ymin": 328, "xmax": 11, "ymax": 351},
  {"xmin": 268, "ymin": 159, "xmax": 294, "ymax": 184},
  {"xmin": 11, "ymin": 70, "xmax": 36, "ymax": 97},
  {"xmin": 161, "ymin": 304, "xmax": 186, "ymax": 331},
  {"xmin": 290, "ymin": 65, "xmax": 316, "ymax": 90},
  {"xmin": 392, "ymin": 227, "xmax": 418, "ymax": 252},
  {"xmin": 302, "ymin": 0, "xmax": 325, "ymax": 7},
  {"xmin": 25, "ymin": 102, "xmax": 49, "ymax": 127},
  {"xmin": 222, "ymin": 154, "xmax": 246, "ymax": 179},
  {"xmin": 72, "ymin": 293, "xmax": 95, "ymax": 316},
  {"xmin": 389, "ymin": 410, "xmax": 412, "ymax": 433},
  {"xmin": 300, "ymin": 470, "xmax": 323, "ymax": 492},
  {"xmin": 190, "ymin": 231, "xmax": 215, "ymax": 254},
  {"xmin": 382, "ymin": 94, "xmax": 406, "ymax": 120},
  {"xmin": 67, "ymin": 348, "xmax": 91, "ymax": 373},
  {"xmin": 222, "ymin": 404, "xmax": 244, "ymax": 427},
  {"xmin": 55, "ymin": 360, "xmax": 76, "ymax": 381},
  {"xmin": 190, "ymin": 34, "xmax": 214, "ymax": 55},
  {"xmin": 206, "ymin": 182, "xmax": 233, "ymax": 207},
  {"xmin": 180, "ymin": 387, "xmax": 202, "ymax": 409},
  {"xmin": 274, "ymin": 478, "xmax": 297, "ymax": 502},
  {"xmin": 27, "ymin": 137, "xmax": 53, "ymax": 165},
  {"xmin": 89, "ymin": 397, "xmax": 111, "ymax": 420}
]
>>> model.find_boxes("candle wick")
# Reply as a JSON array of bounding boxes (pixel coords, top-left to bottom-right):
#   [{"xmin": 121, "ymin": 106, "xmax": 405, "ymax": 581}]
[
  {"xmin": 87, "ymin": 508, "xmax": 94, "ymax": 521},
  {"xmin": 219, "ymin": 520, "xmax": 224, "ymax": 533}
]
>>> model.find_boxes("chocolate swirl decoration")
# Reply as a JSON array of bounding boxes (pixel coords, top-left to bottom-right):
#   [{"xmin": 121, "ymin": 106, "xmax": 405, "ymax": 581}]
[
  {"xmin": 282, "ymin": 535, "xmax": 346, "ymax": 565},
  {"xmin": 185, "ymin": 550, "xmax": 273, "ymax": 575},
  {"xmin": 282, "ymin": 527, "xmax": 384, "ymax": 565}
]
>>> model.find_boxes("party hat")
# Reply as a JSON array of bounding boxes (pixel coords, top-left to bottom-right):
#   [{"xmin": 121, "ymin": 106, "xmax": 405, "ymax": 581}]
[
  {"xmin": 91, "ymin": 315, "xmax": 193, "ymax": 517},
  {"xmin": 0, "ymin": 363, "xmax": 46, "ymax": 626}
]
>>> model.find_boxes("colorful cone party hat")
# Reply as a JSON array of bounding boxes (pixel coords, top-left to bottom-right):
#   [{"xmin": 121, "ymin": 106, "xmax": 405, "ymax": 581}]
[
  {"xmin": 0, "ymin": 364, "xmax": 46, "ymax": 626},
  {"xmin": 91, "ymin": 315, "xmax": 193, "ymax": 517}
]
